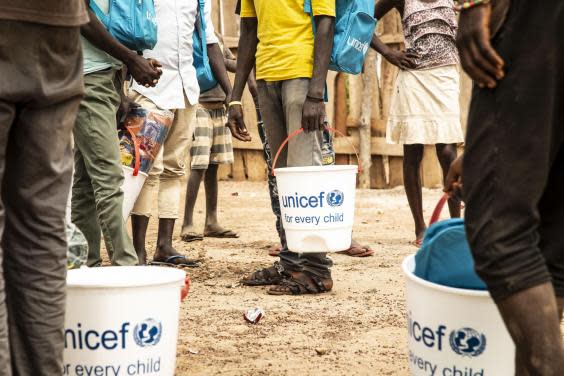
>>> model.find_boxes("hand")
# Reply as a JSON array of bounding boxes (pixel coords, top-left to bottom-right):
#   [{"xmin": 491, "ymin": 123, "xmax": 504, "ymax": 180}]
[
  {"xmin": 227, "ymin": 105, "xmax": 252, "ymax": 142},
  {"xmin": 301, "ymin": 97, "xmax": 325, "ymax": 133},
  {"xmin": 456, "ymin": 4, "xmax": 505, "ymax": 88},
  {"xmin": 444, "ymin": 155, "xmax": 464, "ymax": 199},
  {"xmin": 127, "ymin": 55, "xmax": 162, "ymax": 88},
  {"xmin": 384, "ymin": 50, "xmax": 419, "ymax": 70},
  {"xmin": 116, "ymin": 96, "xmax": 137, "ymax": 126}
]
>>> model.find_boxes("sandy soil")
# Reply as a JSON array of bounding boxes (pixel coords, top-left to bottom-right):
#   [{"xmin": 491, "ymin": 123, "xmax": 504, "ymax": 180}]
[{"xmin": 139, "ymin": 180, "xmax": 448, "ymax": 375}]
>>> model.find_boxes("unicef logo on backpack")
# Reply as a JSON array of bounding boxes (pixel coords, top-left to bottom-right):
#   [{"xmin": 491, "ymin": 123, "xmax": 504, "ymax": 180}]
[
  {"xmin": 449, "ymin": 327, "xmax": 486, "ymax": 357},
  {"xmin": 326, "ymin": 190, "xmax": 344, "ymax": 207},
  {"xmin": 134, "ymin": 318, "xmax": 162, "ymax": 347}
]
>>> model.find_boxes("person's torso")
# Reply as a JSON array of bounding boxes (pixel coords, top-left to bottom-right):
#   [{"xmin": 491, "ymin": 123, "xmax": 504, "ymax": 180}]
[
  {"xmin": 82, "ymin": 0, "xmax": 122, "ymax": 75},
  {"xmin": 0, "ymin": 0, "xmax": 88, "ymax": 26},
  {"xmin": 131, "ymin": 0, "xmax": 202, "ymax": 109},
  {"xmin": 402, "ymin": 0, "xmax": 459, "ymax": 70},
  {"xmin": 252, "ymin": 0, "xmax": 320, "ymax": 81}
]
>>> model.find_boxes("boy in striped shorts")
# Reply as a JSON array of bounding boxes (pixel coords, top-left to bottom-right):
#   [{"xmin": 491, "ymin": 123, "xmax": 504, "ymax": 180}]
[{"xmin": 181, "ymin": 42, "xmax": 237, "ymax": 241}]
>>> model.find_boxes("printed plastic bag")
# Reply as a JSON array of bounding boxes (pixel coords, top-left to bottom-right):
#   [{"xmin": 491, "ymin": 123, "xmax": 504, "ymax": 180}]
[
  {"xmin": 66, "ymin": 222, "xmax": 88, "ymax": 270},
  {"xmin": 119, "ymin": 105, "xmax": 174, "ymax": 175}
]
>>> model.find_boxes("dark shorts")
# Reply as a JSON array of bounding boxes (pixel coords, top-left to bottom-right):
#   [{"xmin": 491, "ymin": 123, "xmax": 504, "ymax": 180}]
[{"xmin": 463, "ymin": 0, "xmax": 564, "ymax": 302}]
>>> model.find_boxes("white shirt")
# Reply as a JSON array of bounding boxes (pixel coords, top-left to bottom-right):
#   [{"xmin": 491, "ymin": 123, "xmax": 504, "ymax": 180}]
[{"xmin": 131, "ymin": 0, "xmax": 218, "ymax": 110}]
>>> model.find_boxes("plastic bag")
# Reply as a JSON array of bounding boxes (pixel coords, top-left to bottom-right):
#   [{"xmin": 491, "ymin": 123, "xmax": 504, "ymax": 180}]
[{"xmin": 66, "ymin": 222, "xmax": 88, "ymax": 269}]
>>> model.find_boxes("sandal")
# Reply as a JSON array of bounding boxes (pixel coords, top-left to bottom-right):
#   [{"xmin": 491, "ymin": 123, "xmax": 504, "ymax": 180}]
[
  {"xmin": 204, "ymin": 229, "xmax": 239, "ymax": 238},
  {"xmin": 150, "ymin": 255, "xmax": 200, "ymax": 268},
  {"xmin": 267, "ymin": 272, "xmax": 333, "ymax": 295},
  {"xmin": 337, "ymin": 240, "xmax": 374, "ymax": 257},
  {"xmin": 241, "ymin": 262, "xmax": 285, "ymax": 286},
  {"xmin": 181, "ymin": 232, "xmax": 204, "ymax": 243}
]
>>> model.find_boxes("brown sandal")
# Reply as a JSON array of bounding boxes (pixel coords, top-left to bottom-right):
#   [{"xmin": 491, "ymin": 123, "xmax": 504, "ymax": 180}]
[
  {"xmin": 267, "ymin": 272, "xmax": 333, "ymax": 295},
  {"xmin": 337, "ymin": 240, "xmax": 375, "ymax": 257},
  {"xmin": 241, "ymin": 262, "xmax": 285, "ymax": 286}
]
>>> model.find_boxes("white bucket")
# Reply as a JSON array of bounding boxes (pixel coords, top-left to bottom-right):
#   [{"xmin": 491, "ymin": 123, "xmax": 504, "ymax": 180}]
[
  {"xmin": 63, "ymin": 266, "xmax": 185, "ymax": 376},
  {"xmin": 402, "ymin": 255, "xmax": 515, "ymax": 375},
  {"xmin": 275, "ymin": 165, "xmax": 357, "ymax": 253},
  {"xmin": 122, "ymin": 166, "xmax": 148, "ymax": 221}
]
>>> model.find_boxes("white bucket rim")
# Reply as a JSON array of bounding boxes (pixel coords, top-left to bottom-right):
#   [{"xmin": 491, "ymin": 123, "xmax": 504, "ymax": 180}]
[
  {"xmin": 274, "ymin": 165, "xmax": 358, "ymax": 174},
  {"xmin": 122, "ymin": 165, "xmax": 149, "ymax": 177},
  {"xmin": 402, "ymin": 255, "xmax": 490, "ymax": 298},
  {"xmin": 67, "ymin": 266, "xmax": 185, "ymax": 289}
]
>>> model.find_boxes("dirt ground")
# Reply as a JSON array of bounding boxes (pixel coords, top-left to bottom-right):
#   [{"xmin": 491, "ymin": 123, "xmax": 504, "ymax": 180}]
[{"xmin": 140, "ymin": 180, "xmax": 448, "ymax": 375}]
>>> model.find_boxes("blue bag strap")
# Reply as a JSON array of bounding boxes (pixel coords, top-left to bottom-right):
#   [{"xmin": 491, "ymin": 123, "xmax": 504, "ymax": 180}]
[
  {"xmin": 197, "ymin": 0, "xmax": 210, "ymax": 62},
  {"xmin": 89, "ymin": 0, "xmax": 110, "ymax": 28},
  {"xmin": 303, "ymin": 0, "xmax": 316, "ymax": 33}
]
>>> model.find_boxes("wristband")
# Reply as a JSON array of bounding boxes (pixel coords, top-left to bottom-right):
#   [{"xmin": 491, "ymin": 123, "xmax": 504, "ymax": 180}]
[
  {"xmin": 455, "ymin": 0, "xmax": 491, "ymax": 11},
  {"xmin": 228, "ymin": 101, "xmax": 243, "ymax": 108}
]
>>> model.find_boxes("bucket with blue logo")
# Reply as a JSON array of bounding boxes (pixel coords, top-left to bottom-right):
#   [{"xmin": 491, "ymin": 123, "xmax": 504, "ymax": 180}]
[
  {"xmin": 272, "ymin": 128, "xmax": 359, "ymax": 253},
  {"xmin": 63, "ymin": 266, "xmax": 186, "ymax": 376},
  {"xmin": 402, "ymin": 256, "xmax": 515, "ymax": 375}
]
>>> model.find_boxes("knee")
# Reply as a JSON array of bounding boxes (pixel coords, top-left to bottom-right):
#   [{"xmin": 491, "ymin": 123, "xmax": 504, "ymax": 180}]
[{"xmin": 436, "ymin": 144, "xmax": 456, "ymax": 164}]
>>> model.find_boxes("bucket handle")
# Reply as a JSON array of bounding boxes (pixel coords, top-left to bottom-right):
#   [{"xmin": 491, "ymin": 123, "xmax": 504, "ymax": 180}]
[
  {"xmin": 271, "ymin": 125, "xmax": 362, "ymax": 176},
  {"xmin": 429, "ymin": 193, "xmax": 465, "ymax": 226},
  {"xmin": 125, "ymin": 126, "xmax": 141, "ymax": 176},
  {"xmin": 181, "ymin": 275, "xmax": 191, "ymax": 302}
]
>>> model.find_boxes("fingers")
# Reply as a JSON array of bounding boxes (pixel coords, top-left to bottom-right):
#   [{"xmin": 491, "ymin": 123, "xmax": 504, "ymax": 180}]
[
  {"xmin": 227, "ymin": 123, "xmax": 246, "ymax": 141},
  {"xmin": 466, "ymin": 42, "xmax": 498, "ymax": 87},
  {"xmin": 459, "ymin": 42, "xmax": 496, "ymax": 88},
  {"xmin": 149, "ymin": 59, "xmax": 163, "ymax": 68},
  {"xmin": 318, "ymin": 114, "xmax": 325, "ymax": 131},
  {"xmin": 301, "ymin": 109, "xmax": 313, "ymax": 133},
  {"xmin": 475, "ymin": 28, "xmax": 504, "ymax": 78},
  {"xmin": 302, "ymin": 101, "xmax": 325, "ymax": 133},
  {"xmin": 403, "ymin": 57, "xmax": 418, "ymax": 69}
]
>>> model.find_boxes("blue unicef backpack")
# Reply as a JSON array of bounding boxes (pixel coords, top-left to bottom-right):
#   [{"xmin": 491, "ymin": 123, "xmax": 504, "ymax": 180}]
[
  {"xmin": 90, "ymin": 0, "xmax": 158, "ymax": 52},
  {"xmin": 304, "ymin": 0, "xmax": 377, "ymax": 75},
  {"xmin": 414, "ymin": 195, "xmax": 487, "ymax": 290},
  {"xmin": 193, "ymin": 0, "xmax": 218, "ymax": 93}
]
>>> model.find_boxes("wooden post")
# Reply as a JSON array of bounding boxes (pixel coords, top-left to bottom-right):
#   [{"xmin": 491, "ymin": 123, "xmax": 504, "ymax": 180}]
[{"xmin": 359, "ymin": 51, "xmax": 376, "ymax": 188}]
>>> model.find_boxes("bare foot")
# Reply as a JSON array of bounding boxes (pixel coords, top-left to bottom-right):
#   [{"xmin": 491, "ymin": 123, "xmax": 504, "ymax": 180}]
[
  {"xmin": 204, "ymin": 224, "xmax": 238, "ymax": 238},
  {"xmin": 180, "ymin": 224, "xmax": 203, "ymax": 242}
]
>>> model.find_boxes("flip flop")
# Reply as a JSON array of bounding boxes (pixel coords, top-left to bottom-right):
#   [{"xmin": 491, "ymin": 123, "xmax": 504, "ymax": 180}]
[
  {"xmin": 181, "ymin": 232, "xmax": 204, "ymax": 243},
  {"xmin": 337, "ymin": 244, "xmax": 375, "ymax": 257},
  {"xmin": 204, "ymin": 229, "xmax": 239, "ymax": 239},
  {"xmin": 150, "ymin": 255, "xmax": 200, "ymax": 268},
  {"xmin": 268, "ymin": 244, "xmax": 282, "ymax": 257}
]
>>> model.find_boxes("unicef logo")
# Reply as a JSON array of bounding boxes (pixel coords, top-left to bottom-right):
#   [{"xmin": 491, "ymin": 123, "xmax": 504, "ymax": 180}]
[
  {"xmin": 326, "ymin": 190, "xmax": 344, "ymax": 207},
  {"xmin": 134, "ymin": 318, "xmax": 162, "ymax": 347},
  {"xmin": 449, "ymin": 328, "xmax": 486, "ymax": 357}
]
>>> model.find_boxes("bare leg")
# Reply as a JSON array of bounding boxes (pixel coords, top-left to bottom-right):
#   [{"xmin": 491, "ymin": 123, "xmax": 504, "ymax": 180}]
[
  {"xmin": 201, "ymin": 164, "xmax": 238, "ymax": 237},
  {"xmin": 180, "ymin": 169, "xmax": 205, "ymax": 237},
  {"xmin": 204, "ymin": 164, "xmax": 220, "ymax": 232},
  {"xmin": 436, "ymin": 143, "xmax": 461, "ymax": 218},
  {"xmin": 403, "ymin": 144, "xmax": 426, "ymax": 242},
  {"xmin": 131, "ymin": 214, "xmax": 149, "ymax": 265},
  {"xmin": 153, "ymin": 218, "xmax": 182, "ymax": 261},
  {"xmin": 497, "ymin": 283, "xmax": 564, "ymax": 375}
]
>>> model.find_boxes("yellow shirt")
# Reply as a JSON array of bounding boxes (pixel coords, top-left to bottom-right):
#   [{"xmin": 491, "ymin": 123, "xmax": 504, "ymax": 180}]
[{"xmin": 240, "ymin": 0, "xmax": 335, "ymax": 82}]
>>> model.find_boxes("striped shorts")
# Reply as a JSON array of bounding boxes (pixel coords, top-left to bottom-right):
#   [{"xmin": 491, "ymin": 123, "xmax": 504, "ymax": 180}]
[{"xmin": 190, "ymin": 104, "xmax": 234, "ymax": 169}]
